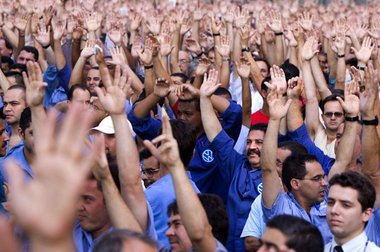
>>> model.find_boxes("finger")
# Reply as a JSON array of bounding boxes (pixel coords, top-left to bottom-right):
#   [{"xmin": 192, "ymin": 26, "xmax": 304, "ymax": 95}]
[
  {"xmin": 264, "ymin": 81, "xmax": 274, "ymax": 90},
  {"xmin": 101, "ymin": 67, "xmax": 112, "ymax": 89},
  {"xmin": 113, "ymin": 65, "xmax": 121, "ymax": 86},
  {"xmin": 22, "ymin": 72, "xmax": 29, "ymax": 87},
  {"xmin": 161, "ymin": 111, "xmax": 173, "ymax": 138},
  {"xmin": 34, "ymin": 109, "xmax": 58, "ymax": 155},
  {"xmin": 143, "ymin": 140, "xmax": 160, "ymax": 158}
]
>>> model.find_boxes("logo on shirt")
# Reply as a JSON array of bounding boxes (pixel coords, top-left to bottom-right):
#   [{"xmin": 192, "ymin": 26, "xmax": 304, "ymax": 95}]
[
  {"xmin": 202, "ymin": 149, "xmax": 214, "ymax": 163},
  {"xmin": 257, "ymin": 183, "xmax": 263, "ymax": 194}
]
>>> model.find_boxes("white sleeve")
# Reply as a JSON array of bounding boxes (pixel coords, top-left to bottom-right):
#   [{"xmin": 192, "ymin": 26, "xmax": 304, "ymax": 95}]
[{"xmin": 240, "ymin": 194, "xmax": 266, "ymax": 238}]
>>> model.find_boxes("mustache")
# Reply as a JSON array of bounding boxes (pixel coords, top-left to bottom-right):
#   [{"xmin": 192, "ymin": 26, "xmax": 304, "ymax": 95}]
[{"xmin": 247, "ymin": 149, "xmax": 261, "ymax": 157}]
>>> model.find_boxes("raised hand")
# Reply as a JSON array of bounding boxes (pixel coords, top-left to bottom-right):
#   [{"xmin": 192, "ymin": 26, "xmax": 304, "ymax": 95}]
[
  {"xmin": 184, "ymin": 38, "xmax": 201, "ymax": 55},
  {"xmin": 137, "ymin": 38, "xmax": 153, "ymax": 65},
  {"xmin": 352, "ymin": 36, "xmax": 374, "ymax": 65},
  {"xmin": 159, "ymin": 34, "xmax": 173, "ymax": 57},
  {"xmin": 269, "ymin": 65, "xmax": 287, "ymax": 91},
  {"xmin": 154, "ymin": 78, "xmax": 170, "ymax": 98},
  {"xmin": 359, "ymin": 65, "xmax": 378, "ymax": 118},
  {"xmin": 287, "ymin": 77, "xmax": 304, "ymax": 99},
  {"xmin": 215, "ymin": 35, "xmax": 231, "ymax": 58},
  {"xmin": 200, "ymin": 69, "xmax": 220, "ymax": 97},
  {"xmin": 86, "ymin": 13, "xmax": 101, "ymax": 32},
  {"xmin": 234, "ymin": 7, "xmax": 249, "ymax": 28},
  {"xmin": 7, "ymin": 105, "xmax": 95, "ymax": 243},
  {"xmin": 195, "ymin": 57, "xmax": 211, "ymax": 76},
  {"xmin": 146, "ymin": 16, "xmax": 161, "ymax": 35},
  {"xmin": 298, "ymin": 12, "xmax": 313, "ymax": 31},
  {"xmin": 52, "ymin": 19, "xmax": 66, "ymax": 41},
  {"xmin": 109, "ymin": 46, "xmax": 127, "ymax": 66},
  {"xmin": 236, "ymin": 57, "xmax": 251, "ymax": 79},
  {"xmin": 94, "ymin": 40, "xmax": 105, "ymax": 64},
  {"xmin": 239, "ymin": 25, "xmax": 250, "ymax": 46},
  {"xmin": 337, "ymin": 81, "xmax": 360, "ymax": 117},
  {"xmin": 14, "ymin": 12, "xmax": 30, "ymax": 33},
  {"xmin": 81, "ymin": 40, "xmax": 95, "ymax": 58},
  {"xmin": 193, "ymin": 8, "xmax": 203, "ymax": 22},
  {"xmin": 331, "ymin": 31, "xmax": 346, "ymax": 55},
  {"xmin": 302, "ymin": 36, "xmax": 319, "ymax": 61},
  {"xmin": 95, "ymin": 65, "xmax": 129, "ymax": 115},
  {"xmin": 35, "ymin": 23, "xmax": 51, "ymax": 47},
  {"xmin": 267, "ymin": 11, "xmax": 283, "ymax": 33},
  {"xmin": 266, "ymin": 85, "xmax": 292, "ymax": 120},
  {"xmin": 109, "ymin": 25, "xmax": 122, "ymax": 45},
  {"xmin": 23, "ymin": 62, "xmax": 47, "ymax": 107},
  {"xmin": 129, "ymin": 12, "xmax": 142, "ymax": 31}
]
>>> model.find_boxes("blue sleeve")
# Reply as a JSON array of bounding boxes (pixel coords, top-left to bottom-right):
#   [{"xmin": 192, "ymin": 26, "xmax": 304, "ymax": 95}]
[
  {"xmin": 127, "ymin": 105, "xmax": 161, "ymax": 140},
  {"xmin": 57, "ymin": 64, "xmax": 71, "ymax": 94},
  {"xmin": 366, "ymin": 206, "xmax": 380, "ymax": 246},
  {"xmin": 145, "ymin": 201, "xmax": 158, "ymax": 239},
  {"xmin": 261, "ymin": 191, "xmax": 285, "ymax": 222},
  {"xmin": 210, "ymin": 130, "xmax": 245, "ymax": 184},
  {"xmin": 278, "ymin": 133, "xmax": 290, "ymax": 143},
  {"xmin": 287, "ymin": 123, "xmax": 334, "ymax": 175},
  {"xmin": 43, "ymin": 65, "xmax": 59, "ymax": 108},
  {"xmin": 220, "ymin": 100, "xmax": 242, "ymax": 142}
]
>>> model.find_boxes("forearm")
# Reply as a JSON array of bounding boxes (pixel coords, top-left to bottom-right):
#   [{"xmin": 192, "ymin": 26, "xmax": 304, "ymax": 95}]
[
  {"xmin": 121, "ymin": 44, "xmax": 136, "ymax": 71},
  {"xmin": 327, "ymin": 43, "xmax": 337, "ymax": 78},
  {"xmin": 2, "ymin": 26, "xmax": 18, "ymax": 48},
  {"xmin": 144, "ymin": 68, "xmax": 155, "ymax": 96},
  {"xmin": 71, "ymin": 39, "xmax": 81, "ymax": 67},
  {"xmin": 160, "ymin": 55, "xmax": 169, "ymax": 73},
  {"xmin": 193, "ymin": 74, "xmax": 203, "ymax": 89},
  {"xmin": 153, "ymin": 56, "xmax": 171, "ymax": 83},
  {"xmin": 214, "ymin": 36, "xmax": 222, "ymax": 69},
  {"xmin": 210, "ymin": 94, "xmax": 230, "ymax": 113},
  {"xmin": 274, "ymin": 35, "xmax": 284, "ymax": 65},
  {"xmin": 243, "ymin": 51, "xmax": 263, "ymax": 92},
  {"xmin": 69, "ymin": 56, "xmax": 86, "ymax": 89},
  {"xmin": 31, "ymin": 106, "xmax": 47, "ymax": 144},
  {"xmin": 170, "ymin": 29, "xmax": 181, "ymax": 73},
  {"xmin": 53, "ymin": 40, "xmax": 66, "ymax": 70},
  {"xmin": 124, "ymin": 66, "xmax": 144, "ymax": 95},
  {"xmin": 287, "ymin": 97, "xmax": 304, "ymax": 131},
  {"xmin": 0, "ymin": 69, "xmax": 11, "ymax": 91},
  {"xmin": 170, "ymin": 163, "xmax": 215, "ymax": 251},
  {"xmin": 288, "ymin": 46, "xmax": 298, "ymax": 68},
  {"xmin": 42, "ymin": 46, "xmax": 56, "ymax": 66},
  {"xmin": 192, "ymin": 21, "xmax": 199, "ymax": 42},
  {"xmin": 310, "ymin": 56, "xmax": 331, "ymax": 99},
  {"xmin": 220, "ymin": 61, "xmax": 230, "ymax": 89},
  {"xmin": 265, "ymin": 43, "xmax": 276, "ymax": 67},
  {"xmin": 200, "ymin": 96, "xmax": 223, "ymax": 142},
  {"xmin": 335, "ymin": 57, "xmax": 346, "ymax": 90},
  {"xmin": 232, "ymin": 31, "xmax": 241, "ymax": 64},
  {"xmin": 133, "ymin": 93, "xmax": 161, "ymax": 118},
  {"xmin": 241, "ymin": 77, "xmax": 251, "ymax": 127},
  {"xmin": 15, "ymin": 33, "xmax": 25, "ymax": 59},
  {"xmin": 102, "ymin": 173, "xmax": 142, "ymax": 232}
]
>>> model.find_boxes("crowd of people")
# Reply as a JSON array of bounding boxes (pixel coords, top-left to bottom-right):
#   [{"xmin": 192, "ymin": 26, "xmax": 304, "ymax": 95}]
[{"xmin": 0, "ymin": 0, "xmax": 379, "ymax": 251}]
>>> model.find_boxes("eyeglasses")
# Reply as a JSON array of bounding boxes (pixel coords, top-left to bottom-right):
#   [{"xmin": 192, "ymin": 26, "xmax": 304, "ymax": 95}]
[
  {"xmin": 179, "ymin": 59, "xmax": 189, "ymax": 64},
  {"xmin": 300, "ymin": 174, "xmax": 326, "ymax": 182},
  {"xmin": 141, "ymin": 168, "xmax": 160, "ymax": 177},
  {"xmin": 323, "ymin": 112, "xmax": 343, "ymax": 118}
]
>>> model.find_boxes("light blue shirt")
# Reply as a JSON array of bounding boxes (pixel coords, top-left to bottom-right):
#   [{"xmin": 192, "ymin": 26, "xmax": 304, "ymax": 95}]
[
  {"xmin": 241, "ymin": 194, "xmax": 265, "ymax": 239},
  {"xmin": 145, "ymin": 172, "xmax": 200, "ymax": 248},
  {"xmin": 366, "ymin": 206, "xmax": 380, "ymax": 247},
  {"xmin": 262, "ymin": 190, "xmax": 332, "ymax": 244}
]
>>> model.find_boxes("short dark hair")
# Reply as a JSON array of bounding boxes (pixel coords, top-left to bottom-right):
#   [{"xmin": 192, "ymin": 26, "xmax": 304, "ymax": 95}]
[
  {"xmin": 282, "ymin": 154, "xmax": 319, "ymax": 192},
  {"xmin": 93, "ymin": 229, "xmax": 158, "ymax": 252},
  {"xmin": 7, "ymin": 84, "xmax": 26, "ymax": 103},
  {"xmin": 20, "ymin": 107, "xmax": 32, "ymax": 133},
  {"xmin": 9, "ymin": 63, "xmax": 27, "ymax": 73},
  {"xmin": 20, "ymin": 46, "xmax": 39, "ymax": 61},
  {"xmin": 329, "ymin": 171, "xmax": 376, "ymax": 211},
  {"xmin": 1, "ymin": 56, "xmax": 13, "ymax": 66},
  {"xmin": 0, "ymin": 38, "xmax": 12, "ymax": 51},
  {"xmin": 261, "ymin": 76, "xmax": 271, "ymax": 92},
  {"xmin": 253, "ymin": 57, "xmax": 270, "ymax": 74},
  {"xmin": 178, "ymin": 98, "xmax": 200, "ymax": 112},
  {"xmin": 4, "ymin": 71, "xmax": 23, "ymax": 85},
  {"xmin": 158, "ymin": 119, "xmax": 197, "ymax": 168},
  {"xmin": 280, "ymin": 60, "xmax": 300, "ymax": 81},
  {"xmin": 249, "ymin": 123, "xmax": 268, "ymax": 133},
  {"xmin": 68, "ymin": 83, "xmax": 91, "ymax": 101},
  {"xmin": 319, "ymin": 94, "xmax": 344, "ymax": 113},
  {"xmin": 167, "ymin": 193, "xmax": 229, "ymax": 245},
  {"xmin": 213, "ymin": 87, "xmax": 232, "ymax": 99},
  {"xmin": 171, "ymin": 72, "xmax": 188, "ymax": 83},
  {"xmin": 278, "ymin": 141, "xmax": 307, "ymax": 156},
  {"xmin": 266, "ymin": 215, "xmax": 324, "ymax": 252},
  {"xmin": 139, "ymin": 148, "xmax": 152, "ymax": 160}
]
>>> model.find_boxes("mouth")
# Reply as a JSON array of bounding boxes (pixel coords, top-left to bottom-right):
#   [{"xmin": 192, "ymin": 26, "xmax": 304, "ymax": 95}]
[{"xmin": 329, "ymin": 219, "xmax": 341, "ymax": 225}]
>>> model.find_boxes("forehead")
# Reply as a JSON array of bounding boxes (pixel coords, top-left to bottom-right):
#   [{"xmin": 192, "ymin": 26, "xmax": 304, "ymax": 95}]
[
  {"xmin": 256, "ymin": 60, "xmax": 268, "ymax": 71},
  {"xmin": 168, "ymin": 214, "xmax": 181, "ymax": 223},
  {"xmin": 179, "ymin": 51, "xmax": 189, "ymax": 60},
  {"xmin": 82, "ymin": 179, "xmax": 102, "ymax": 195},
  {"xmin": 178, "ymin": 101, "xmax": 197, "ymax": 112},
  {"xmin": 88, "ymin": 69, "xmax": 100, "ymax": 77},
  {"xmin": 261, "ymin": 227, "xmax": 288, "ymax": 248},
  {"xmin": 305, "ymin": 161, "xmax": 324, "ymax": 176},
  {"xmin": 142, "ymin": 156, "xmax": 159, "ymax": 168},
  {"xmin": 4, "ymin": 89, "xmax": 24, "ymax": 101},
  {"xmin": 247, "ymin": 130, "xmax": 265, "ymax": 141},
  {"xmin": 277, "ymin": 148, "xmax": 291, "ymax": 161},
  {"xmin": 73, "ymin": 89, "xmax": 91, "ymax": 100},
  {"xmin": 328, "ymin": 185, "xmax": 360, "ymax": 204},
  {"xmin": 323, "ymin": 100, "xmax": 343, "ymax": 112},
  {"xmin": 171, "ymin": 76, "xmax": 183, "ymax": 84},
  {"xmin": 19, "ymin": 50, "xmax": 35, "ymax": 60}
]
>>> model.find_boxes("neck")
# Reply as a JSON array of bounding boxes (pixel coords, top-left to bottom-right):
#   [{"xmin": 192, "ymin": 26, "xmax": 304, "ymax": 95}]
[
  {"xmin": 335, "ymin": 228, "xmax": 365, "ymax": 246},
  {"xmin": 23, "ymin": 148, "xmax": 34, "ymax": 165},
  {"xmin": 325, "ymin": 128, "xmax": 338, "ymax": 143},
  {"xmin": 91, "ymin": 222, "xmax": 112, "ymax": 240},
  {"xmin": 293, "ymin": 191, "xmax": 313, "ymax": 215}
]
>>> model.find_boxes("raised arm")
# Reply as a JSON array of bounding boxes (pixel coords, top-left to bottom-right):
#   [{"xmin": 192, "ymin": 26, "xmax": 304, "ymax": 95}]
[
  {"xmin": 52, "ymin": 19, "xmax": 67, "ymax": 71},
  {"xmin": 331, "ymin": 32, "xmax": 347, "ymax": 91},
  {"xmin": 69, "ymin": 41, "xmax": 94, "ymax": 88},
  {"xmin": 267, "ymin": 11, "xmax": 284, "ymax": 66},
  {"xmin": 327, "ymin": 81, "xmax": 359, "ymax": 180},
  {"xmin": 301, "ymin": 37, "xmax": 324, "ymax": 139},
  {"xmin": 261, "ymin": 70, "xmax": 292, "ymax": 208},
  {"xmin": 144, "ymin": 114, "xmax": 217, "ymax": 252},
  {"xmin": 34, "ymin": 24, "xmax": 56, "ymax": 67},
  {"xmin": 95, "ymin": 65, "xmax": 149, "ymax": 231},
  {"xmin": 359, "ymin": 65, "xmax": 380, "ymax": 208},
  {"xmin": 215, "ymin": 36, "xmax": 231, "ymax": 88},
  {"xmin": 200, "ymin": 69, "xmax": 223, "ymax": 143},
  {"xmin": 236, "ymin": 57, "xmax": 252, "ymax": 127}
]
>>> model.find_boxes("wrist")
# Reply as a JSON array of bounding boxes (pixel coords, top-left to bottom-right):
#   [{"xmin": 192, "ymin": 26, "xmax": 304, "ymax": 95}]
[
  {"xmin": 345, "ymin": 113, "xmax": 359, "ymax": 119},
  {"xmin": 361, "ymin": 112, "xmax": 375, "ymax": 121},
  {"xmin": 357, "ymin": 62, "xmax": 366, "ymax": 68}
]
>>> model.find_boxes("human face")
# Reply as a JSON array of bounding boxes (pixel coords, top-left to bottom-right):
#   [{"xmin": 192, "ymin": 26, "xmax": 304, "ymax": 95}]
[
  {"xmin": 104, "ymin": 58, "xmax": 116, "ymax": 77},
  {"xmin": 256, "ymin": 60, "xmax": 269, "ymax": 78},
  {"xmin": 299, "ymin": 161, "xmax": 328, "ymax": 204},
  {"xmin": 77, "ymin": 180, "xmax": 111, "ymax": 239},
  {"xmin": 71, "ymin": 88, "xmax": 91, "ymax": 108},
  {"xmin": 166, "ymin": 214, "xmax": 192, "ymax": 252},
  {"xmin": 178, "ymin": 51, "xmax": 190, "ymax": 74},
  {"xmin": 318, "ymin": 55, "xmax": 329, "ymax": 74},
  {"xmin": 177, "ymin": 101, "xmax": 202, "ymax": 134},
  {"xmin": 171, "ymin": 76, "xmax": 184, "ymax": 86},
  {"xmin": 208, "ymin": 51, "xmax": 215, "ymax": 66},
  {"xmin": 276, "ymin": 148, "xmax": 291, "ymax": 178},
  {"xmin": 103, "ymin": 133, "xmax": 117, "ymax": 165},
  {"xmin": 0, "ymin": 39, "xmax": 12, "ymax": 57},
  {"xmin": 20, "ymin": 124, "xmax": 34, "ymax": 155},
  {"xmin": 246, "ymin": 130, "xmax": 265, "ymax": 169},
  {"xmin": 86, "ymin": 69, "xmax": 101, "ymax": 96},
  {"xmin": 327, "ymin": 185, "xmax": 372, "ymax": 245},
  {"xmin": 3, "ymin": 89, "xmax": 26, "ymax": 126},
  {"xmin": 258, "ymin": 227, "xmax": 291, "ymax": 252},
  {"xmin": 16, "ymin": 50, "xmax": 36, "ymax": 64},
  {"xmin": 141, "ymin": 156, "xmax": 161, "ymax": 188},
  {"xmin": 322, "ymin": 101, "xmax": 344, "ymax": 131},
  {"xmin": 0, "ymin": 120, "xmax": 9, "ymax": 156}
]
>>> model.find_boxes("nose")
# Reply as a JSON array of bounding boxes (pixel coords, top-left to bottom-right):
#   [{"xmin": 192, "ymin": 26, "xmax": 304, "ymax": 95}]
[
  {"xmin": 166, "ymin": 225, "xmax": 175, "ymax": 237},
  {"xmin": 2, "ymin": 132, "xmax": 9, "ymax": 142},
  {"xmin": 321, "ymin": 178, "xmax": 328, "ymax": 187},
  {"xmin": 141, "ymin": 172, "xmax": 148, "ymax": 180},
  {"xmin": 330, "ymin": 202, "xmax": 340, "ymax": 215}
]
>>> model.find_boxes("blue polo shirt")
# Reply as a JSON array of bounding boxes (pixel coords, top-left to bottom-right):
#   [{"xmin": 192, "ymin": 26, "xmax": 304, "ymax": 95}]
[
  {"xmin": 43, "ymin": 64, "xmax": 70, "ymax": 108},
  {"xmin": 145, "ymin": 172, "xmax": 200, "ymax": 248},
  {"xmin": 0, "ymin": 141, "xmax": 33, "ymax": 182},
  {"xmin": 210, "ymin": 130, "xmax": 262, "ymax": 252},
  {"xmin": 366, "ymin": 206, "xmax": 380, "ymax": 246},
  {"xmin": 262, "ymin": 190, "xmax": 332, "ymax": 244},
  {"xmin": 73, "ymin": 200, "xmax": 157, "ymax": 252}
]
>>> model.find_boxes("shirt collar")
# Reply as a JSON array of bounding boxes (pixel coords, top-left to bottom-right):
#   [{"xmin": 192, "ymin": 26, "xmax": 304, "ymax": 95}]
[{"xmin": 331, "ymin": 231, "xmax": 368, "ymax": 251}]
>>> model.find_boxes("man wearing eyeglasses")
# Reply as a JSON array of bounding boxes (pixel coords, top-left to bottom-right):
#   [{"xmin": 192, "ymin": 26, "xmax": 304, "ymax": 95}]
[{"xmin": 139, "ymin": 149, "xmax": 161, "ymax": 188}]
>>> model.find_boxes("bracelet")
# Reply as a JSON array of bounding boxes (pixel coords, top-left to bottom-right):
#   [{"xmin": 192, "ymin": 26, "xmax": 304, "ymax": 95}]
[
  {"xmin": 42, "ymin": 44, "xmax": 50, "ymax": 49},
  {"xmin": 144, "ymin": 65, "xmax": 153, "ymax": 69},
  {"xmin": 212, "ymin": 33, "xmax": 220, "ymax": 37},
  {"xmin": 241, "ymin": 47, "xmax": 250, "ymax": 53},
  {"xmin": 274, "ymin": 32, "xmax": 283, "ymax": 36},
  {"xmin": 357, "ymin": 66, "xmax": 365, "ymax": 71},
  {"xmin": 362, "ymin": 115, "xmax": 379, "ymax": 126},
  {"xmin": 337, "ymin": 54, "xmax": 345, "ymax": 58},
  {"xmin": 82, "ymin": 38, "xmax": 88, "ymax": 42},
  {"xmin": 345, "ymin": 116, "xmax": 359, "ymax": 122},
  {"xmin": 19, "ymin": 33, "xmax": 25, "ymax": 37},
  {"xmin": 222, "ymin": 57, "xmax": 230, "ymax": 61}
]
